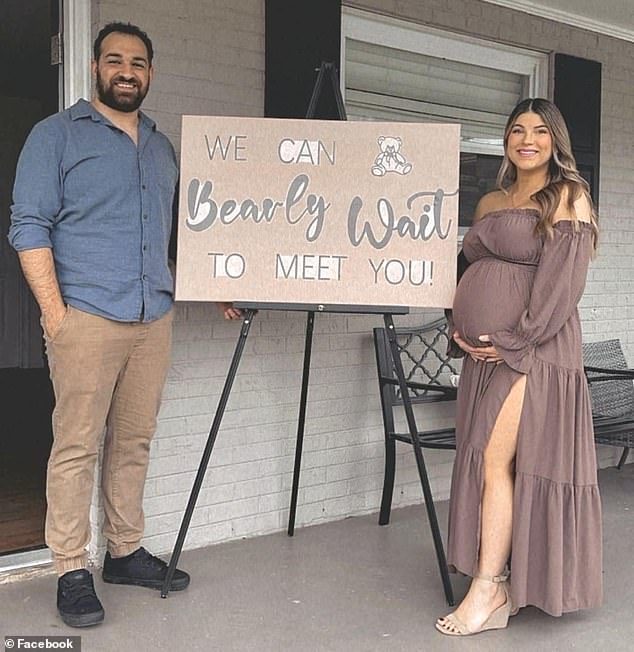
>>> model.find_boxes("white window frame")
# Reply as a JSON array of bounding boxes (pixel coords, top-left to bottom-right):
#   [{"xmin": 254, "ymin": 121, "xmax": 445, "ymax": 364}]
[{"xmin": 341, "ymin": 7, "xmax": 549, "ymax": 156}]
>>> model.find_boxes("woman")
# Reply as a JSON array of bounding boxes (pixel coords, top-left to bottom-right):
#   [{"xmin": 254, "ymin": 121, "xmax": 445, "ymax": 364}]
[{"xmin": 436, "ymin": 98, "xmax": 602, "ymax": 636}]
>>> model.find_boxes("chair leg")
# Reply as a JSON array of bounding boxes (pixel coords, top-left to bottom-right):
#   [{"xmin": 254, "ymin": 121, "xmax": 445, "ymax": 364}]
[
  {"xmin": 379, "ymin": 437, "xmax": 396, "ymax": 525},
  {"xmin": 617, "ymin": 447, "xmax": 630, "ymax": 470}
]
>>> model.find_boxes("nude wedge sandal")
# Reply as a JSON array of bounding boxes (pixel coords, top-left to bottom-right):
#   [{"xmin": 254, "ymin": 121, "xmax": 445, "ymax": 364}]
[{"xmin": 435, "ymin": 572, "xmax": 512, "ymax": 637}]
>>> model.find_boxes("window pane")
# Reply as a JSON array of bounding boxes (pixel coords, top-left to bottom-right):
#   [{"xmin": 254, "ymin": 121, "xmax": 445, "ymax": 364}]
[
  {"xmin": 345, "ymin": 38, "xmax": 525, "ymax": 150},
  {"xmin": 459, "ymin": 153, "xmax": 501, "ymax": 227}
]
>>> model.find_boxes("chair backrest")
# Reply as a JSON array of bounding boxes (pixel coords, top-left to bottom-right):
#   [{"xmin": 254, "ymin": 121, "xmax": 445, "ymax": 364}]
[
  {"xmin": 582, "ymin": 339, "xmax": 634, "ymax": 418},
  {"xmin": 373, "ymin": 316, "xmax": 461, "ymax": 406}
]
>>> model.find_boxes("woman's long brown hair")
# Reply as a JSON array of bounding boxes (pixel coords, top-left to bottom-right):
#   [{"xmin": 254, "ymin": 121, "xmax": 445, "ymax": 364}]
[{"xmin": 496, "ymin": 97, "xmax": 598, "ymax": 249}]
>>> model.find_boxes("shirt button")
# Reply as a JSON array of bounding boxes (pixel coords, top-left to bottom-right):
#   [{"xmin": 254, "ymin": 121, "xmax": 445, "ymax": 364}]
[
  {"xmin": 142, "ymin": 274, "xmax": 148, "ymax": 280},
  {"xmin": 142, "ymin": 184, "xmax": 147, "ymax": 190},
  {"xmin": 143, "ymin": 215, "xmax": 148, "ymax": 220},
  {"xmin": 143, "ymin": 244, "xmax": 147, "ymax": 251}
]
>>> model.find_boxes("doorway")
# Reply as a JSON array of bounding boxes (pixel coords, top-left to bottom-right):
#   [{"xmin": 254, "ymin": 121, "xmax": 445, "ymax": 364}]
[{"xmin": 0, "ymin": 0, "xmax": 60, "ymax": 556}]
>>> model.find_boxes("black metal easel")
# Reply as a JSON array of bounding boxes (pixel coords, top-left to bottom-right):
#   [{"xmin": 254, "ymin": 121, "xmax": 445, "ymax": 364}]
[{"xmin": 161, "ymin": 62, "xmax": 454, "ymax": 606}]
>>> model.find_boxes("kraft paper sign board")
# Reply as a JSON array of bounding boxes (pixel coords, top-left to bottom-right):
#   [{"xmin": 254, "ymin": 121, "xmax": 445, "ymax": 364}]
[{"xmin": 175, "ymin": 116, "xmax": 460, "ymax": 309}]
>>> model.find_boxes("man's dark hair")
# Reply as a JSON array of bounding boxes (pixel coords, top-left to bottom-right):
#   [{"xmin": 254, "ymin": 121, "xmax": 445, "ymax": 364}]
[{"xmin": 93, "ymin": 22, "xmax": 154, "ymax": 64}]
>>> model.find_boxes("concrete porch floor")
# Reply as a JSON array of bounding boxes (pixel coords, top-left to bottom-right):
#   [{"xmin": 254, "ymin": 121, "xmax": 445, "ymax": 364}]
[{"xmin": 0, "ymin": 464, "xmax": 632, "ymax": 652}]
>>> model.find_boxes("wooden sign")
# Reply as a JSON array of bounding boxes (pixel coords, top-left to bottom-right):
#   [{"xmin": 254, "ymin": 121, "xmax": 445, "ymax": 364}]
[{"xmin": 175, "ymin": 116, "xmax": 459, "ymax": 308}]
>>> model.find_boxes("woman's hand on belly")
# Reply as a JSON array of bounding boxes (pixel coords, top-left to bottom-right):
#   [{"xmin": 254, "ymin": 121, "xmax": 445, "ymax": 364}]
[{"xmin": 452, "ymin": 331, "xmax": 503, "ymax": 363}]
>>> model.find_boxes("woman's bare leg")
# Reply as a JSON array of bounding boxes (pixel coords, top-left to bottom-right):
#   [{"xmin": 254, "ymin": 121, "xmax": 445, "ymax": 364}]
[{"xmin": 438, "ymin": 373, "xmax": 526, "ymax": 633}]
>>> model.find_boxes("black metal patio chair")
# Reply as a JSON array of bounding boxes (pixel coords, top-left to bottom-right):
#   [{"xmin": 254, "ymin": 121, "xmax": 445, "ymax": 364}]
[{"xmin": 583, "ymin": 339, "xmax": 634, "ymax": 469}]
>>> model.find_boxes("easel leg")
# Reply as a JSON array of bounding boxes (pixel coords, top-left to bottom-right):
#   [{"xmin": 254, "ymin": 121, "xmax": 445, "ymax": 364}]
[
  {"xmin": 161, "ymin": 309, "xmax": 256, "ymax": 598},
  {"xmin": 287, "ymin": 311, "xmax": 315, "ymax": 536},
  {"xmin": 383, "ymin": 314, "xmax": 455, "ymax": 606}
]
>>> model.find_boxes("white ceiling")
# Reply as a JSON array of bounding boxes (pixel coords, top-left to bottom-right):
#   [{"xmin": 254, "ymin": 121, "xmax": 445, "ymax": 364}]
[{"xmin": 481, "ymin": 0, "xmax": 634, "ymax": 42}]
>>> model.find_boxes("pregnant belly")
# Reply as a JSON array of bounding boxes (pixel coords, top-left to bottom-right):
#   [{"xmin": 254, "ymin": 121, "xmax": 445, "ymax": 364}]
[{"xmin": 452, "ymin": 260, "xmax": 533, "ymax": 346}]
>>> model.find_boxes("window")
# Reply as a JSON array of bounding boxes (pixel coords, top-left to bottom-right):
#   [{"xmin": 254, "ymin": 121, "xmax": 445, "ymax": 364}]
[{"xmin": 341, "ymin": 9, "xmax": 549, "ymax": 228}]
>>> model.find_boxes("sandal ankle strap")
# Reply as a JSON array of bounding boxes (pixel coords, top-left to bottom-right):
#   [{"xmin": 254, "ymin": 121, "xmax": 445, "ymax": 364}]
[{"xmin": 474, "ymin": 570, "xmax": 509, "ymax": 583}]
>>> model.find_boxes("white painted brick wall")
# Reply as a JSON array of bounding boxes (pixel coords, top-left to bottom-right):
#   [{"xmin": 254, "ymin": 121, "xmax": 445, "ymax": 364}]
[{"xmin": 88, "ymin": 0, "xmax": 633, "ymax": 563}]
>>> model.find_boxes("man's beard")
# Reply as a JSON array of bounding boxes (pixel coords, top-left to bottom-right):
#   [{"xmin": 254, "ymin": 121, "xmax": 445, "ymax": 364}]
[{"xmin": 96, "ymin": 71, "xmax": 148, "ymax": 113}]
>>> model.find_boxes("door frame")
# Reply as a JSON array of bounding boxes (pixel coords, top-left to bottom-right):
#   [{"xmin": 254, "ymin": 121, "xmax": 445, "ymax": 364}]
[{"xmin": 0, "ymin": 0, "xmax": 91, "ymax": 574}]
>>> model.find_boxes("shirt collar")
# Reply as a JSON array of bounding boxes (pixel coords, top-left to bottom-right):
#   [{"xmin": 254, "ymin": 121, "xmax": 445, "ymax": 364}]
[{"xmin": 69, "ymin": 98, "xmax": 156, "ymax": 131}]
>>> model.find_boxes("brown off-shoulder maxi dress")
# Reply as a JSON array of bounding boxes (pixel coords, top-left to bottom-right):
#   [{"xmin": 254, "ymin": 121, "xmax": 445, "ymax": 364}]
[{"xmin": 447, "ymin": 208, "xmax": 602, "ymax": 617}]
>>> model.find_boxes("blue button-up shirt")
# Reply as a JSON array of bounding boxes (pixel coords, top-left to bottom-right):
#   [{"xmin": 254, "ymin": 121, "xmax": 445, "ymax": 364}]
[{"xmin": 8, "ymin": 99, "xmax": 178, "ymax": 322}]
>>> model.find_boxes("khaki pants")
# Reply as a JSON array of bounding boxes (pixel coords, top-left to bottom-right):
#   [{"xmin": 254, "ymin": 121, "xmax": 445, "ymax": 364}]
[{"xmin": 44, "ymin": 305, "xmax": 173, "ymax": 575}]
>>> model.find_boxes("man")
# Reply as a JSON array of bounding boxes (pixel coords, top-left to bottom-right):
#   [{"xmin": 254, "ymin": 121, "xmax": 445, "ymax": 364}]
[{"xmin": 9, "ymin": 22, "xmax": 189, "ymax": 628}]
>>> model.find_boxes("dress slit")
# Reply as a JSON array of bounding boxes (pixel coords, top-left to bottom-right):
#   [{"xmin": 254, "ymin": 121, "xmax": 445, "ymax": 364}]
[
  {"xmin": 447, "ymin": 359, "xmax": 524, "ymax": 577},
  {"xmin": 474, "ymin": 373, "xmax": 527, "ymax": 569}
]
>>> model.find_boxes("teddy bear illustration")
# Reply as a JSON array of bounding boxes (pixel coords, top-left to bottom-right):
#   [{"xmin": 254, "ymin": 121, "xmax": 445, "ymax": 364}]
[{"xmin": 371, "ymin": 136, "xmax": 413, "ymax": 176}]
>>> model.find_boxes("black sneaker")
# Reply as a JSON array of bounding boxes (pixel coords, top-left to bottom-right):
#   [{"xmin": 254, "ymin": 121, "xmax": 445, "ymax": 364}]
[
  {"xmin": 57, "ymin": 569, "xmax": 105, "ymax": 628},
  {"xmin": 102, "ymin": 547, "xmax": 190, "ymax": 591}
]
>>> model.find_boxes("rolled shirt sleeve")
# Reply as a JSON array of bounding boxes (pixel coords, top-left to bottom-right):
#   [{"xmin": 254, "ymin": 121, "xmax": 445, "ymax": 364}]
[{"xmin": 9, "ymin": 119, "xmax": 65, "ymax": 251}]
